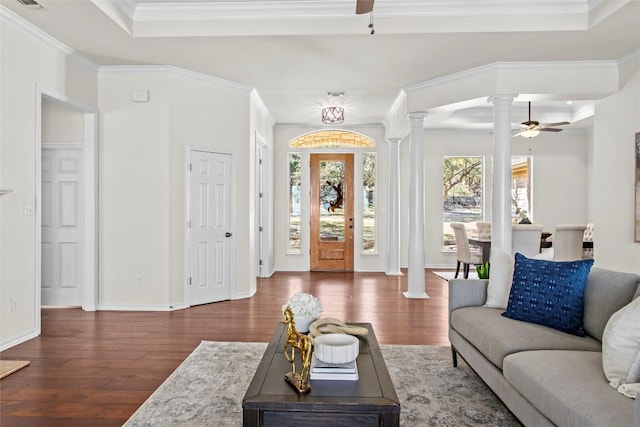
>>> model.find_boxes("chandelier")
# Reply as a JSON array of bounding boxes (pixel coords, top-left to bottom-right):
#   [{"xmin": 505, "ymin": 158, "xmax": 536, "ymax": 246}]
[{"xmin": 321, "ymin": 106, "xmax": 344, "ymax": 124}]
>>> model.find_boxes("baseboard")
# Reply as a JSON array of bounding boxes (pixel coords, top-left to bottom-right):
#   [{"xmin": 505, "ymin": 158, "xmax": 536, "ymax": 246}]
[
  {"xmin": 0, "ymin": 329, "xmax": 39, "ymax": 352},
  {"xmin": 97, "ymin": 304, "xmax": 179, "ymax": 311},
  {"xmin": 233, "ymin": 289, "xmax": 256, "ymax": 300}
]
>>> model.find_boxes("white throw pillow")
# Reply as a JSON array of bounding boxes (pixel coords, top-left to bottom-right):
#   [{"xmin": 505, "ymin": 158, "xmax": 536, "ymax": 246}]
[
  {"xmin": 533, "ymin": 248, "xmax": 554, "ymax": 261},
  {"xmin": 602, "ymin": 297, "xmax": 640, "ymax": 399},
  {"xmin": 484, "ymin": 249, "xmax": 513, "ymax": 309}
]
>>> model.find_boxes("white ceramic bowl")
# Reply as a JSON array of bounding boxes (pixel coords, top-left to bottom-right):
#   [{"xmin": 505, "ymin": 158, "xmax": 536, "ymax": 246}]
[{"xmin": 313, "ymin": 333, "xmax": 359, "ymax": 364}]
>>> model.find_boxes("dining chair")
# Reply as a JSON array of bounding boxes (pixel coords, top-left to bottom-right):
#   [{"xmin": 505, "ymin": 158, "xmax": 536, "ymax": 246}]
[
  {"xmin": 512, "ymin": 224, "xmax": 544, "ymax": 258},
  {"xmin": 583, "ymin": 223, "xmax": 594, "ymax": 258},
  {"xmin": 552, "ymin": 224, "xmax": 587, "ymax": 261},
  {"xmin": 475, "ymin": 221, "xmax": 492, "ymax": 239},
  {"xmin": 451, "ymin": 222, "xmax": 482, "ymax": 279}
]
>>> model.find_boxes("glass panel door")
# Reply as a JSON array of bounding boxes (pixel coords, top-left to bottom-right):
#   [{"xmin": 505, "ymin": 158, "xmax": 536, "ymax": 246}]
[{"xmin": 310, "ymin": 154, "xmax": 354, "ymax": 271}]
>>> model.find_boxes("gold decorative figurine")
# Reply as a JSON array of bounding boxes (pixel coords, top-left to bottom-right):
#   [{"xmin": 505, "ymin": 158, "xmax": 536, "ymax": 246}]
[{"xmin": 283, "ymin": 306, "xmax": 313, "ymax": 393}]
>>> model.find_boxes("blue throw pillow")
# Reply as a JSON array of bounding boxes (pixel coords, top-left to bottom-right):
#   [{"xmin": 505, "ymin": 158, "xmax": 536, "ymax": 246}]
[{"xmin": 502, "ymin": 253, "xmax": 594, "ymax": 336}]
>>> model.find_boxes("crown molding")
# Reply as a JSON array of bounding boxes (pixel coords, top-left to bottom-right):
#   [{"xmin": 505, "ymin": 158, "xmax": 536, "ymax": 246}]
[
  {"xmin": 121, "ymin": 0, "xmax": 600, "ymax": 22},
  {"xmin": 618, "ymin": 49, "xmax": 640, "ymax": 66},
  {"xmin": 405, "ymin": 60, "xmax": 618, "ymax": 93},
  {"xmin": 99, "ymin": 65, "xmax": 253, "ymax": 92},
  {"xmin": 0, "ymin": 5, "xmax": 98, "ymax": 71},
  {"xmin": 250, "ymin": 89, "xmax": 274, "ymax": 121}
]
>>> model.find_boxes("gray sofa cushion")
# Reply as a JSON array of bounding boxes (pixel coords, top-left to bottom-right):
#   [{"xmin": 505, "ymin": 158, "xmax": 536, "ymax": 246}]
[
  {"xmin": 451, "ymin": 307, "xmax": 600, "ymax": 369},
  {"xmin": 583, "ymin": 268, "xmax": 640, "ymax": 341},
  {"xmin": 503, "ymin": 350, "xmax": 636, "ymax": 427}
]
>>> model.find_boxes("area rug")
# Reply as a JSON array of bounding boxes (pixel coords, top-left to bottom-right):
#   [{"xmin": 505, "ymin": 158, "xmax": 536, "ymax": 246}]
[
  {"xmin": 433, "ymin": 270, "xmax": 479, "ymax": 281},
  {"xmin": 124, "ymin": 341, "xmax": 521, "ymax": 426},
  {"xmin": 0, "ymin": 360, "xmax": 30, "ymax": 380}
]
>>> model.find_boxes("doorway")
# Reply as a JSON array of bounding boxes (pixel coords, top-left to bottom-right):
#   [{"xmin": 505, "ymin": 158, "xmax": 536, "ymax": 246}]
[
  {"xmin": 255, "ymin": 138, "xmax": 270, "ymax": 277},
  {"xmin": 36, "ymin": 91, "xmax": 98, "ymax": 322},
  {"xmin": 310, "ymin": 153, "xmax": 354, "ymax": 271},
  {"xmin": 187, "ymin": 149, "xmax": 234, "ymax": 305}
]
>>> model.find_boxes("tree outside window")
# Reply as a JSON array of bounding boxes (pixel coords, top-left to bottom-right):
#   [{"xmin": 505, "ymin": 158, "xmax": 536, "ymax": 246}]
[{"xmin": 442, "ymin": 157, "xmax": 483, "ymax": 249}]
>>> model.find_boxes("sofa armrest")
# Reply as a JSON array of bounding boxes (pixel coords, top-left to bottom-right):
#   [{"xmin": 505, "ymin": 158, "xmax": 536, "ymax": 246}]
[{"xmin": 448, "ymin": 279, "xmax": 488, "ymax": 314}]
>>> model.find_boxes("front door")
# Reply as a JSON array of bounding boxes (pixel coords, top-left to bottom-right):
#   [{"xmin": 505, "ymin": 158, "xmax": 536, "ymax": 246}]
[
  {"xmin": 41, "ymin": 145, "xmax": 83, "ymax": 306},
  {"xmin": 310, "ymin": 153, "xmax": 354, "ymax": 271},
  {"xmin": 188, "ymin": 150, "xmax": 233, "ymax": 305}
]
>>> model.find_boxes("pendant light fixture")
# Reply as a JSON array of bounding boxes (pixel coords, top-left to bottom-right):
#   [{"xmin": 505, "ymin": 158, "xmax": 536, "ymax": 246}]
[{"xmin": 322, "ymin": 92, "xmax": 345, "ymax": 124}]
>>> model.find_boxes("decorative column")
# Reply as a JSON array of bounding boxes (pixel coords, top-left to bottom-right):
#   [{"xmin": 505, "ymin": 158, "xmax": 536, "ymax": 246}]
[
  {"xmin": 405, "ymin": 112, "xmax": 429, "ymax": 299},
  {"xmin": 488, "ymin": 95, "xmax": 516, "ymax": 255},
  {"xmin": 386, "ymin": 138, "xmax": 402, "ymax": 276}
]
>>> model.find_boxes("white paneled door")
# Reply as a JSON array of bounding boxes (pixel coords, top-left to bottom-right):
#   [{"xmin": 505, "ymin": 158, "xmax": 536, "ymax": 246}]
[
  {"xmin": 41, "ymin": 146, "xmax": 83, "ymax": 306},
  {"xmin": 188, "ymin": 150, "xmax": 233, "ymax": 306}
]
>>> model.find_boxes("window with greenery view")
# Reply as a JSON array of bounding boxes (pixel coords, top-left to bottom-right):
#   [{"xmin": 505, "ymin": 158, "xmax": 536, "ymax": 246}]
[
  {"xmin": 442, "ymin": 156, "xmax": 483, "ymax": 250},
  {"xmin": 362, "ymin": 153, "xmax": 376, "ymax": 253},
  {"xmin": 512, "ymin": 156, "xmax": 532, "ymax": 223},
  {"xmin": 288, "ymin": 153, "xmax": 301, "ymax": 253}
]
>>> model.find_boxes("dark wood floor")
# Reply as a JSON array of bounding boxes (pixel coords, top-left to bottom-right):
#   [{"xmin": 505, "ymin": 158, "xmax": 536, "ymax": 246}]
[{"xmin": 0, "ymin": 269, "xmax": 451, "ymax": 426}]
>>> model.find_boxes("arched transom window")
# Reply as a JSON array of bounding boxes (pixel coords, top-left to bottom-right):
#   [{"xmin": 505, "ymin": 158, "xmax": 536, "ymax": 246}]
[{"xmin": 289, "ymin": 130, "xmax": 375, "ymax": 148}]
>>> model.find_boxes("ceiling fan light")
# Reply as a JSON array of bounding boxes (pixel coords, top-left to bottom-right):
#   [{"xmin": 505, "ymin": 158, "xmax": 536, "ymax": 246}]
[
  {"xmin": 520, "ymin": 129, "xmax": 540, "ymax": 139},
  {"xmin": 322, "ymin": 106, "xmax": 344, "ymax": 124}
]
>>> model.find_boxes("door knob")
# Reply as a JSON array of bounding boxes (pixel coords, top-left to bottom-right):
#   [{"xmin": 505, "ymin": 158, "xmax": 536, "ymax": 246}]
[{"xmin": 225, "ymin": 232, "xmax": 232, "ymax": 237}]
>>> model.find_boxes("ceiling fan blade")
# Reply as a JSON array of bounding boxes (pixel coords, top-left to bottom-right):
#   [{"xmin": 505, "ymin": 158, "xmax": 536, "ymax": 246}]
[
  {"xmin": 540, "ymin": 121, "xmax": 570, "ymax": 127},
  {"xmin": 356, "ymin": 0, "xmax": 374, "ymax": 14},
  {"xmin": 539, "ymin": 128, "xmax": 563, "ymax": 132}
]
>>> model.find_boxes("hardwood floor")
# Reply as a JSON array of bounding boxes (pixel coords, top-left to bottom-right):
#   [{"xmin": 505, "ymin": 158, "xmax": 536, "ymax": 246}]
[{"xmin": 0, "ymin": 269, "xmax": 451, "ymax": 426}]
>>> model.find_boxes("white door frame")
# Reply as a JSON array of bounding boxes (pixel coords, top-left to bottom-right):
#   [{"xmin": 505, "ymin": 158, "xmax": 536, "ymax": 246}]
[
  {"xmin": 255, "ymin": 134, "xmax": 271, "ymax": 277},
  {"xmin": 35, "ymin": 88, "xmax": 98, "ymax": 336},
  {"xmin": 184, "ymin": 146, "xmax": 236, "ymax": 306}
]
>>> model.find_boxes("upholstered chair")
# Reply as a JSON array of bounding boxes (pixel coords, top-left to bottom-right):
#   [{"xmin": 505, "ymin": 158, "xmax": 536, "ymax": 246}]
[
  {"xmin": 552, "ymin": 224, "xmax": 587, "ymax": 261},
  {"xmin": 451, "ymin": 222, "xmax": 482, "ymax": 279},
  {"xmin": 583, "ymin": 223, "xmax": 594, "ymax": 258},
  {"xmin": 475, "ymin": 221, "xmax": 492, "ymax": 239},
  {"xmin": 512, "ymin": 224, "xmax": 544, "ymax": 258}
]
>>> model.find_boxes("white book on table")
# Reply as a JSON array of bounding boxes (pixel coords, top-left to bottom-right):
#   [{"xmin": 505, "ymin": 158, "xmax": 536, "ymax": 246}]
[{"xmin": 310, "ymin": 355, "xmax": 358, "ymax": 380}]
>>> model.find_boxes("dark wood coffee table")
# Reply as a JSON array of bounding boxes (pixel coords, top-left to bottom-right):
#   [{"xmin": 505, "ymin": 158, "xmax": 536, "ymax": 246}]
[{"xmin": 242, "ymin": 322, "xmax": 400, "ymax": 427}]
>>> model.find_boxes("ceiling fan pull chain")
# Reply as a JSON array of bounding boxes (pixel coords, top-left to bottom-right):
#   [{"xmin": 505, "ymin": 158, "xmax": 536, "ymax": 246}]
[{"xmin": 369, "ymin": 11, "xmax": 375, "ymax": 35}]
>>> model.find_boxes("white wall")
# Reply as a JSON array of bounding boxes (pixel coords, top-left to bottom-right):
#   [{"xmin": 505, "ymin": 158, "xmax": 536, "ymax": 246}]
[
  {"xmin": 0, "ymin": 12, "xmax": 97, "ymax": 349},
  {"xmin": 98, "ymin": 68, "xmax": 172, "ymax": 308},
  {"xmin": 42, "ymin": 98, "xmax": 85, "ymax": 143},
  {"xmin": 590, "ymin": 53, "xmax": 640, "ymax": 273},
  {"xmin": 168, "ymin": 70, "xmax": 255, "ymax": 302},
  {"xmin": 98, "ymin": 66, "xmax": 258, "ymax": 309}
]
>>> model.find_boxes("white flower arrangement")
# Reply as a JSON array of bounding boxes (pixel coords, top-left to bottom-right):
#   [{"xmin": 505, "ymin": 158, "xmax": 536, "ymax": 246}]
[{"xmin": 283, "ymin": 292, "xmax": 323, "ymax": 319}]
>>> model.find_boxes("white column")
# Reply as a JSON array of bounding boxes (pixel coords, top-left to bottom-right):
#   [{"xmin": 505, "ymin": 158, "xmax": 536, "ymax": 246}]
[
  {"xmin": 488, "ymin": 95, "xmax": 516, "ymax": 254},
  {"xmin": 405, "ymin": 112, "xmax": 429, "ymax": 299},
  {"xmin": 386, "ymin": 138, "xmax": 402, "ymax": 276}
]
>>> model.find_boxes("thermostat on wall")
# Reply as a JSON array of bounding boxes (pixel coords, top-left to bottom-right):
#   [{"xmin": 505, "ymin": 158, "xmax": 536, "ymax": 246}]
[{"xmin": 131, "ymin": 90, "xmax": 149, "ymax": 102}]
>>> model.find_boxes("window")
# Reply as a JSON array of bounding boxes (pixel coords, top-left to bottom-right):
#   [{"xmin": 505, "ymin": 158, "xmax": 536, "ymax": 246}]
[
  {"xmin": 288, "ymin": 153, "xmax": 301, "ymax": 253},
  {"xmin": 362, "ymin": 153, "xmax": 376, "ymax": 253},
  {"xmin": 290, "ymin": 130, "xmax": 374, "ymax": 148},
  {"xmin": 442, "ymin": 156, "xmax": 483, "ymax": 249},
  {"xmin": 512, "ymin": 156, "xmax": 532, "ymax": 223}
]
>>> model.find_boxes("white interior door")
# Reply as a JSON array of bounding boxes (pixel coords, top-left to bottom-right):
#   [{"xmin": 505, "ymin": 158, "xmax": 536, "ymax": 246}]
[
  {"xmin": 189, "ymin": 150, "xmax": 233, "ymax": 305},
  {"xmin": 41, "ymin": 145, "xmax": 83, "ymax": 306}
]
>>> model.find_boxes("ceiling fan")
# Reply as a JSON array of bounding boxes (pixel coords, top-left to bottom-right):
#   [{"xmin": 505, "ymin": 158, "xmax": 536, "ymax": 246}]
[
  {"xmin": 513, "ymin": 102, "xmax": 570, "ymax": 138},
  {"xmin": 356, "ymin": 0, "xmax": 375, "ymax": 15}
]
